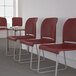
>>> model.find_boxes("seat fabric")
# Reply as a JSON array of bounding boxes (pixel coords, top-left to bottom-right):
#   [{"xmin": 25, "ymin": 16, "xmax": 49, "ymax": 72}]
[
  {"xmin": 39, "ymin": 43, "xmax": 76, "ymax": 54},
  {"xmin": 7, "ymin": 35, "xmax": 35, "ymax": 41},
  {"xmin": 20, "ymin": 38, "xmax": 55, "ymax": 46}
]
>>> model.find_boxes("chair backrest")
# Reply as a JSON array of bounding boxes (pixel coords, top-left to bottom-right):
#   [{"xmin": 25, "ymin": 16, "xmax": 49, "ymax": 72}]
[
  {"xmin": 63, "ymin": 18, "xmax": 76, "ymax": 42},
  {"xmin": 0, "ymin": 17, "xmax": 7, "ymax": 27},
  {"xmin": 12, "ymin": 17, "xmax": 22, "ymax": 26},
  {"xmin": 25, "ymin": 17, "xmax": 38, "ymax": 38},
  {"xmin": 41, "ymin": 18, "xmax": 58, "ymax": 42}
]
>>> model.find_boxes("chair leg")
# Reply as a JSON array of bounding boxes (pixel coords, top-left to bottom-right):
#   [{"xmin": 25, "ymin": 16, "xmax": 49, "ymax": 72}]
[
  {"xmin": 18, "ymin": 44, "xmax": 32, "ymax": 63},
  {"xmin": 6, "ymin": 38, "xmax": 8, "ymax": 56},
  {"xmin": 37, "ymin": 49, "xmax": 41, "ymax": 72},
  {"xmin": 6, "ymin": 30, "xmax": 9, "ymax": 56},
  {"xmin": 42, "ymin": 50, "xmax": 45, "ymax": 60},
  {"xmin": 13, "ymin": 42, "xmax": 16, "ymax": 60},
  {"xmin": 6, "ymin": 39, "xmax": 10, "ymax": 56},
  {"xmin": 36, "ymin": 45, "xmax": 38, "ymax": 55},
  {"xmin": 55, "ymin": 55, "xmax": 59, "ymax": 76},
  {"xmin": 36, "ymin": 51, "xmax": 67, "ymax": 74},
  {"xmin": 30, "ymin": 46, "xmax": 33, "ymax": 69},
  {"xmin": 18, "ymin": 44, "xmax": 22, "ymax": 62},
  {"xmin": 63, "ymin": 51, "xmax": 67, "ymax": 69}
]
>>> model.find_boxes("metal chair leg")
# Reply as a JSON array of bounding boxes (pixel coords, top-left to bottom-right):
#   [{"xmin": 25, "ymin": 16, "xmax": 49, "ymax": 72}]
[
  {"xmin": 55, "ymin": 55, "xmax": 59, "ymax": 76},
  {"xmin": 36, "ymin": 45, "xmax": 38, "ymax": 55},
  {"xmin": 6, "ymin": 30, "xmax": 9, "ymax": 56},
  {"xmin": 63, "ymin": 51, "xmax": 67, "ymax": 69},
  {"xmin": 30, "ymin": 46, "xmax": 33, "ymax": 69},
  {"xmin": 42, "ymin": 50, "xmax": 45, "ymax": 60},
  {"xmin": 37, "ymin": 49, "xmax": 41, "ymax": 72},
  {"xmin": 13, "ymin": 42, "xmax": 16, "ymax": 60},
  {"xmin": 18, "ymin": 44, "xmax": 22, "ymax": 62},
  {"xmin": 35, "ymin": 51, "xmax": 67, "ymax": 74}
]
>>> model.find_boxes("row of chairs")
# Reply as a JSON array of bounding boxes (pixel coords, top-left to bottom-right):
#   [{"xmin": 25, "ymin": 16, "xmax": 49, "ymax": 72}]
[
  {"xmin": 0, "ymin": 17, "xmax": 22, "ymax": 29},
  {"xmin": 1, "ymin": 17, "xmax": 76, "ymax": 76}
]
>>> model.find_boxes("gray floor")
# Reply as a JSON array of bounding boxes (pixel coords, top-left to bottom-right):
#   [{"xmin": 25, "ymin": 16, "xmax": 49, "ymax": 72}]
[{"xmin": 0, "ymin": 38, "xmax": 76, "ymax": 76}]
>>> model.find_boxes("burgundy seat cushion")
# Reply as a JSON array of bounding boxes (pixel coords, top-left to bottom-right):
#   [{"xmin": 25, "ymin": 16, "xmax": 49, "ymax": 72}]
[
  {"xmin": 7, "ymin": 35, "xmax": 35, "ymax": 41},
  {"xmin": 20, "ymin": 38, "xmax": 55, "ymax": 46},
  {"xmin": 39, "ymin": 43, "xmax": 76, "ymax": 54}
]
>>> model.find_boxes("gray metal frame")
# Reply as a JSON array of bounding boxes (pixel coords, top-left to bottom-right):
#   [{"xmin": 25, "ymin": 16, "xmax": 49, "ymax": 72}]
[{"xmin": 29, "ymin": 45, "xmax": 67, "ymax": 76}]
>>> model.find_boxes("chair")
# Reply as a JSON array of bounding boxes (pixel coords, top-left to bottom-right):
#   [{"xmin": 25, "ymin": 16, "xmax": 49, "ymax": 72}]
[
  {"xmin": 0, "ymin": 17, "xmax": 7, "ymax": 29},
  {"xmin": 0, "ymin": 17, "xmax": 8, "ymax": 36},
  {"xmin": 39, "ymin": 18, "xmax": 76, "ymax": 76},
  {"xmin": 20, "ymin": 18, "xmax": 58, "ymax": 69},
  {"xmin": 6, "ymin": 17, "xmax": 38, "ymax": 59},
  {"xmin": 12, "ymin": 17, "xmax": 22, "ymax": 27},
  {"xmin": 8, "ymin": 17, "xmax": 23, "ymax": 36}
]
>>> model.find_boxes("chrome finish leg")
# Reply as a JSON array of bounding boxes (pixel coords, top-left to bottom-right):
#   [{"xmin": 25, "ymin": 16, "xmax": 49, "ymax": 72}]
[
  {"xmin": 55, "ymin": 55, "xmax": 58, "ymax": 76},
  {"xmin": 36, "ymin": 45, "xmax": 38, "ymax": 55},
  {"xmin": 13, "ymin": 42, "xmax": 16, "ymax": 60},
  {"xmin": 42, "ymin": 50, "xmax": 45, "ymax": 60},
  {"xmin": 19, "ymin": 44, "xmax": 22, "ymax": 62},
  {"xmin": 37, "ymin": 49, "xmax": 41, "ymax": 72},
  {"xmin": 6, "ymin": 38, "xmax": 8, "ymax": 56},
  {"xmin": 30, "ymin": 47, "xmax": 33, "ymax": 69},
  {"xmin": 63, "ymin": 51, "xmax": 67, "ymax": 69},
  {"xmin": 6, "ymin": 30, "xmax": 9, "ymax": 56}
]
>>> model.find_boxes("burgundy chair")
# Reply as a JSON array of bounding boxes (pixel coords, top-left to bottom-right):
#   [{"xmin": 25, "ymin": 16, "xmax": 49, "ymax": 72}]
[
  {"xmin": 12, "ymin": 17, "xmax": 22, "ymax": 27},
  {"xmin": 0, "ymin": 17, "xmax": 7, "ymax": 30},
  {"xmin": 20, "ymin": 18, "xmax": 58, "ymax": 68},
  {"xmin": 0, "ymin": 17, "xmax": 8, "ymax": 35},
  {"xmin": 6, "ymin": 17, "xmax": 38, "ymax": 57},
  {"xmin": 39, "ymin": 18, "xmax": 76, "ymax": 76},
  {"xmin": 11, "ymin": 17, "xmax": 23, "ymax": 36}
]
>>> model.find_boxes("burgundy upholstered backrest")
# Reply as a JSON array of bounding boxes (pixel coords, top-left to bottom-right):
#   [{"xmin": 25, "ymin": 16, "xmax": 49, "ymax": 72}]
[
  {"xmin": 63, "ymin": 18, "xmax": 76, "ymax": 42},
  {"xmin": 0, "ymin": 17, "xmax": 7, "ymax": 26},
  {"xmin": 41, "ymin": 18, "xmax": 58, "ymax": 42},
  {"xmin": 25, "ymin": 17, "xmax": 38, "ymax": 38},
  {"xmin": 12, "ymin": 17, "xmax": 22, "ymax": 26}
]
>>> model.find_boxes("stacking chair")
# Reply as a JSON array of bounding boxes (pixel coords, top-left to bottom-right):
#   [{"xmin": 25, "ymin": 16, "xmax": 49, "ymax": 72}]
[
  {"xmin": 0, "ymin": 17, "xmax": 7, "ymax": 30},
  {"xmin": 12, "ymin": 17, "xmax": 22, "ymax": 27},
  {"xmin": 20, "ymin": 18, "xmax": 58, "ymax": 70},
  {"xmin": 0, "ymin": 17, "xmax": 8, "ymax": 36},
  {"xmin": 39, "ymin": 18, "xmax": 76, "ymax": 76},
  {"xmin": 8, "ymin": 17, "xmax": 23, "ymax": 36},
  {"xmin": 6, "ymin": 17, "xmax": 38, "ymax": 59}
]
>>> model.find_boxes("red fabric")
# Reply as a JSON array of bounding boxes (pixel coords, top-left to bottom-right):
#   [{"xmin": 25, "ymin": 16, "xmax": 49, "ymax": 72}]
[
  {"xmin": 39, "ymin": 43, "xmax": 76, "ymax": 54},
  {"xmin": 25, "ymin": 18, "xmax": 38, "ymax": 38},
  {"xmin": 41, "ymin": 18, "xmax": 58, "ymax": 41},
  {"xmin": 20, "ymin": 38, "xmax": 55, "ymax": 46},
  {"xmin": 0, "ymin": 28, "xmax": 7, "ymax": 30},
  {"xmin": 63, "ymin": 18, "xmax": 76, "ymax": 42},
  {"xmin": 12, "ymin": 17, "xmax": 22, "ymax": 26},
  {"xmin": 20, "ymin": 18, "xmax": 58, "ymax": 47},
  {"xmin": 39, "ymin": 18, "xmax": 76, "ymax": 54},
  {"xmin": 7, "ymin": 18, "xmax": 38, "ymax": 42},
  {"xmin": 7, "ymin": 35, "xmax": 35, "ymax": 41},
  {"xmin": 0, "ymin": 17, "xmax": 7, "ymax": 30}
]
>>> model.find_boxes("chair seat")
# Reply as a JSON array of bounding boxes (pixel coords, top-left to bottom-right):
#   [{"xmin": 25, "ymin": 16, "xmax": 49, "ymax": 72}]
[
  {"xmin": 20, "ymin": 38, "xmax": 55, "ymax": 46},
  {"xmin": 0, "ymin": 28, "xmax": 7, "ymax": 30},
  {"xmin": 39, "ymin": 43, "xmax": 76, "ymax": 54},
  {"xmin": 7, "ymin": 35, "xmax": 35, "ymax": 41}
]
